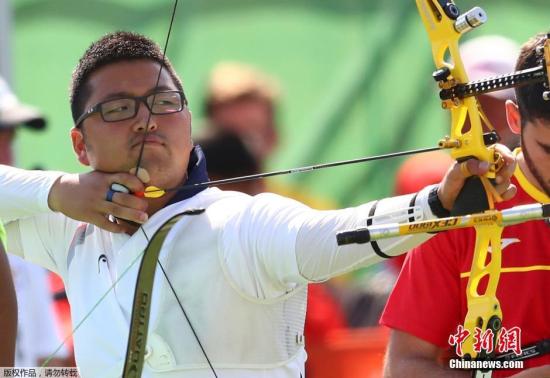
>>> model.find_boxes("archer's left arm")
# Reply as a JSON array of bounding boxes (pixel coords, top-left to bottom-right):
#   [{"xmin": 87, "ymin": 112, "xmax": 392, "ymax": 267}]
[
  {"xmin": 293, "ymin": 186, "xmax": 437, "ymax": 282},
  {"xmin": 219, "ymin": 187, "xmax": 436, "ymax": 298}
]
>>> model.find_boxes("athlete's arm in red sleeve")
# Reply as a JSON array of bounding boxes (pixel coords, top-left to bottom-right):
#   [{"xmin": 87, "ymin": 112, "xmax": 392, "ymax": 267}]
[
  {"xmin": 380, "ymin": 231, "xmax": 466, "ymax": 376},
  {"xmin": 384, "ymin": 331, "xmax": 550, "ymax": 378},
  {"xmin": 384, "ymin": 330, "xmax": 469, "ymax": 377}
]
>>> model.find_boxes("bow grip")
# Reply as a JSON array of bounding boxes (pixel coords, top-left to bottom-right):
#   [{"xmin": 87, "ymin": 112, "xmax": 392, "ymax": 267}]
[{"xmin": 451, "ymin": 176, "xmax": 491, "ymax": 216}]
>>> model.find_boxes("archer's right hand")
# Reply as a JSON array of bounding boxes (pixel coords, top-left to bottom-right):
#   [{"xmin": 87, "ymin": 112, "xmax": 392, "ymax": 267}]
[{"xmin": 48, "ymin": 171, "xmax": 149, "ymax": 233}]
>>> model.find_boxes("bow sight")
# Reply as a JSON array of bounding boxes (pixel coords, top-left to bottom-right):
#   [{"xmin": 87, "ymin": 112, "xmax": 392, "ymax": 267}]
[{"xmin": 438, "ymin": 36, "xmax": 550, "ymax": 103}]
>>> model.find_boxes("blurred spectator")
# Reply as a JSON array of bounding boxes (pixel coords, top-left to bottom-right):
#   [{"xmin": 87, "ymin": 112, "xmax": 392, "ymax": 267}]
[
  {"xmin": 204, "ymin": 61, "xmax": 279, "ymax": 160},
  {"xmin": 196, "ymin": 127, "xmax": 265, "ymax": 194},
  {"xmin": 461, "ymin": 35, "xmax": 521, "ymax": 149},
  {"xmin": 0, "ymin": 75, "xmax": 73, "ymax": 366},
  {"xmin": 202, "ymin": 61, "xmax": 333, "ymax": 207}
]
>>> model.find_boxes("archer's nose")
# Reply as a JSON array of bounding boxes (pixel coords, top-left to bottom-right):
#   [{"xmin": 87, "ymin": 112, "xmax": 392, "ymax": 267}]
[
  {"xmin": 133, "ymin": 105, "xmax": 159, "ymax": 133},
  {"xmin": 134, "ymin": 120, "xmax": 158, "ymax": 133}
]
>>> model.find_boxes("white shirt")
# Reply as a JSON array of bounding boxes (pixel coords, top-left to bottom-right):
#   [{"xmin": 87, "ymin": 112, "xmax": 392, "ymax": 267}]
[{"xmin": 0, "ymin": 165, "xmax": 435, "ymax": 377}]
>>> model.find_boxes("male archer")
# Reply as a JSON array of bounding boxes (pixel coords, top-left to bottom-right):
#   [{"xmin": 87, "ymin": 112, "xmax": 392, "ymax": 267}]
[
  {"xmin": 382, "ymin": 32, "xmax": 550, "ymax": 378},
  {"xmin": 0, "ymin": 31, "xmax": 515, "ymax": 377}
]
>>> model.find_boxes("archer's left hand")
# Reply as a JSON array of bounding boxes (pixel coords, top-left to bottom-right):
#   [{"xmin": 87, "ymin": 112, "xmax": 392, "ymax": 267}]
[{"xmin": 437, "ymin": 143, "xmax": 517, "ymax": 212}]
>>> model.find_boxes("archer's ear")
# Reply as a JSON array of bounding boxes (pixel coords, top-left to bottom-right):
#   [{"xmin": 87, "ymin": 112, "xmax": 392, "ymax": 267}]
[
  {"xmin": 70, "ymin": 127, "xmax": 91, "ymax": 166},
  {"xmin": 505, "ymin": 100, "xmax": 521, "ymax": 135}
]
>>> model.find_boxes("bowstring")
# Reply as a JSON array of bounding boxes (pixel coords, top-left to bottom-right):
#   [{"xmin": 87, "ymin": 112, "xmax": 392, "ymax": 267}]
[{"xmin": 130, "ymin": 0, "xmax": 218, "ymax": 375}]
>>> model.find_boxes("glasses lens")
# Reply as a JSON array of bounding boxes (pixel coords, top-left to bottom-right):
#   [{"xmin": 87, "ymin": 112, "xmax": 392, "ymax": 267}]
[
  {"xmin": 101, "ymin": 98, "xmax": 136, "ymax": 121},
  {"xmin": 148, "ymin": 92, "xmax": 183, "ymax": 114}
]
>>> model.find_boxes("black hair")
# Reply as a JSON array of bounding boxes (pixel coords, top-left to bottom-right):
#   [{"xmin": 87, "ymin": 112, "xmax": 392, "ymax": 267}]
[
  {"xmin": 514, "ymin": 32, "xmax": 550, "ymax": 125},
  {"xmin": 70, "ymin": 31, "xmax": 183, "ymax": 124}
]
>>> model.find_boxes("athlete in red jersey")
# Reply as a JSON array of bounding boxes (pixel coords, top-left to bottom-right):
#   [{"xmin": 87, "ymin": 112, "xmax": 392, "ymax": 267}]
[{"xmin": 382, "ymin": 33, "xmax": 550, "ymax": 377}]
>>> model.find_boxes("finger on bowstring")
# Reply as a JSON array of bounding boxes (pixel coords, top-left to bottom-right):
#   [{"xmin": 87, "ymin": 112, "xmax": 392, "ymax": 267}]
[
  {"xmin": 107, "ymin": 190, "xmax": 149, "ymax": 213},
  {"xmin": 107, "ymin": 173, "xmax": 146, "ymax": 195}
]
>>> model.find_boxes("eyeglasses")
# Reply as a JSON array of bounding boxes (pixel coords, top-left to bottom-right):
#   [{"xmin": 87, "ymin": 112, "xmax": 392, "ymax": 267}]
[{"xmin": 75, "ymin": 90, "xmax": 187, "ymax": 127}]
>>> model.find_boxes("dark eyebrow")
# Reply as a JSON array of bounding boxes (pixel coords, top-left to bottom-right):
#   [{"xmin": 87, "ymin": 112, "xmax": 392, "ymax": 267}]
[
  {"xmin": 153, "ymin": 85, "xmax": 175, "ymax": 92},
  {"xmin": 100, "ymin": 85, "xmax": 177, "ymax": 102}
]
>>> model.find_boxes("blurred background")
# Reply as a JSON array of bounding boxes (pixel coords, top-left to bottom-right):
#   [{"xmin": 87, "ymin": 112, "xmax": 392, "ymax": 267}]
[{"xmin": 3, "ymin": 0, "xmax": 545, "ymax": 207}]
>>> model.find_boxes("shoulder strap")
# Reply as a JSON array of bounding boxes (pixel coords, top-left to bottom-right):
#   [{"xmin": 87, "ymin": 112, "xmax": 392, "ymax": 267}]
[{"xmin": 122, "ymin": 208, "xmax": 205, "ymax": 377}]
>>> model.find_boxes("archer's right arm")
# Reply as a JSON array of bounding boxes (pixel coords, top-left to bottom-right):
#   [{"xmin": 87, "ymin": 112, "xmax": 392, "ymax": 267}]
[{"xmin": 0, "ymin": 164, "xmax": 147, "ymax": 232}]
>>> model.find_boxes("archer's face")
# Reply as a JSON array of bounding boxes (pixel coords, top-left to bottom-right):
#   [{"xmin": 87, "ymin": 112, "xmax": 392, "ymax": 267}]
[
  {"xmin": 521, "ymin": 117, "xmax": 550, "ymax": 195},
  {"xmin": 71, "ymin": 59, "xmax": 193, "ymax": 190}
]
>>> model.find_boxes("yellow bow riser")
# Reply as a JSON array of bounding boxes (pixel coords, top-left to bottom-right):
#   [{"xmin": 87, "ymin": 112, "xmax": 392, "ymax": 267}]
[{"xmin": 416, "ymin": 0, "xmax": 504, "ymax": 364}]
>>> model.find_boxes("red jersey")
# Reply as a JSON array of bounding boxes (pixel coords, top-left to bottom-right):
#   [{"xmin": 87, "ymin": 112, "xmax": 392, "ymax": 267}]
[{"xmin": 381, "ymin": 165, "xmax": 550, "ymax": 377}]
